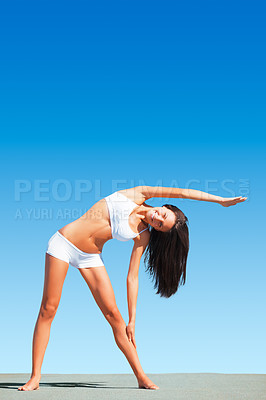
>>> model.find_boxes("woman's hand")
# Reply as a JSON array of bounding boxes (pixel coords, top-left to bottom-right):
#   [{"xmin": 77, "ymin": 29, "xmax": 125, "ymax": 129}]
[
  {"xmin": 126, "ymin": 321, "xmax": 137, "ymax": 348},
  {"xmin": 219, "ymin": 196, "xmax": 247, "ymax": 207}
]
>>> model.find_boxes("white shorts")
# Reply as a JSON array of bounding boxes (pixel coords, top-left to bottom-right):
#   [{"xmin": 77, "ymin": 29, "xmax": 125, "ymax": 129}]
[{"xmin": 46, "ymin": 231, "xmax": 104, "ymax": 269}]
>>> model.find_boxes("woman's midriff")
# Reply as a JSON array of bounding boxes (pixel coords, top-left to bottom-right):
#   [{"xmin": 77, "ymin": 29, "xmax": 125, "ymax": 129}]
[{"xmin": 58, "ymin": 199, "xmax": 112, "ymax": 253}]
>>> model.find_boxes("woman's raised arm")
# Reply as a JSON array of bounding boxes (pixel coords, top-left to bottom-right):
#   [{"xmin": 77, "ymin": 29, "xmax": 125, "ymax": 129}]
[{"xmin": 140, "ymin": 186, "xmax": 247, "ymax": 206}]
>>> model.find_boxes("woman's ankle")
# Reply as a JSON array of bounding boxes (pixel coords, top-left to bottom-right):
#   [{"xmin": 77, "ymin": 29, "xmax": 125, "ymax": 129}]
[
  {"xmin": 30, "ymin": 373, "xmax": 41, "ymax": 380},
  {"xmin": 136, "ymin": 371, "xmax": 146, "ymax": 381}
]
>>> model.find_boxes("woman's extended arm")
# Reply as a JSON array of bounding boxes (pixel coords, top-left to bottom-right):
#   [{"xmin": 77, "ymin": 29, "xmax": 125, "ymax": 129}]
[
  {"xmin": 126, "ymin": 231, "xmax": 150, "ymax": 348},
  {"xmin": 140, "ymin": 186, "xmax": 247, "ymax": 206}
]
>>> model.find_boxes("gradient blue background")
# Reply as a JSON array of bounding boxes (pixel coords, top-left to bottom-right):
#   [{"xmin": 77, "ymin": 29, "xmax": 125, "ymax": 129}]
[{"xmin": 1, "ymin": 1, "xmax": 265, "ymax": 374}]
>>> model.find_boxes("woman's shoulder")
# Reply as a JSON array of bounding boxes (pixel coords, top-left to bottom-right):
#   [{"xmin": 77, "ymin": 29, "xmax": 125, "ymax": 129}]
[
  {"xmin": 133, "ymin": 225, "xmax": 150, "ymax": 246},
  {"xmin": 116, "ymin": 186, "xmax": 146, "ymax": 205}
]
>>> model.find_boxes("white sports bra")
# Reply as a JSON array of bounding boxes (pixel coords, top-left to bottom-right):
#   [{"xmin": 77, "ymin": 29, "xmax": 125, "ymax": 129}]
[{"xmin": 104, "ymin": 192, "xmax": 149, "ymax": 241}]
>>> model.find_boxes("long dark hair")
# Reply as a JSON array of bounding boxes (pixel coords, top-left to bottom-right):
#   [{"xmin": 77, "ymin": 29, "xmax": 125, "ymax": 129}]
[{"xmin": 144, "ymin": 204, "xmax": 189, "ymax": 298}]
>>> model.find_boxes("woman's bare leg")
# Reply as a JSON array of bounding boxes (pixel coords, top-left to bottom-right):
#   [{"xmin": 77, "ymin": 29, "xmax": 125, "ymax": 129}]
[
  {"xmin": 18, "ymin": 253, "xmax": 69, "ymax": 391},
  {"xmin": 79, "ymin": 266, "xmax": 159, "ymax": 390}
]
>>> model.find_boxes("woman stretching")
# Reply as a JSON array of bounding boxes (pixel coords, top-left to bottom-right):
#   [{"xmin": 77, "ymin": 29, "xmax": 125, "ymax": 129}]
[{"xmin": 18, "ymin": 185, "xmax": 246, "ymax": 391}]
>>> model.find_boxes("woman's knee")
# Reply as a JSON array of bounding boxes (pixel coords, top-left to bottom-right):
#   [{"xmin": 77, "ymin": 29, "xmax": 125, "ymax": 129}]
[
  {"xmin": 105, "ymin": 306, "xmax": 124, "ymax": 327},
  {"xmin": 40, "ymin": 300, "xmax": 59, "ymax": 320}
]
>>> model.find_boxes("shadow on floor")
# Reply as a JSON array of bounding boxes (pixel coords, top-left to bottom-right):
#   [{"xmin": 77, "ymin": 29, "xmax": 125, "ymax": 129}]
[{"xmin": 0, "ymin": 381, "xmax": 137, "ymax": 390}]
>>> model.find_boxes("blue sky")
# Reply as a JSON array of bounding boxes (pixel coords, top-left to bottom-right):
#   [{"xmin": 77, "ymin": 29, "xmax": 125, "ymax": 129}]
[{"xmin": 1, "ymin": 1, "xmax": 265, "ymax": 375}]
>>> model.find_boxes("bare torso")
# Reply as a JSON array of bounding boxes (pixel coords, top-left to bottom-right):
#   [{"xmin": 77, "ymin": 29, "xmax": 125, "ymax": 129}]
[
  {"xmin": 58, "ymin": 189, "xmax": 149, "ymax": 253},
  {"xmin": 58, "ymin": 198, "xmax": 112, "ymax": 253}
]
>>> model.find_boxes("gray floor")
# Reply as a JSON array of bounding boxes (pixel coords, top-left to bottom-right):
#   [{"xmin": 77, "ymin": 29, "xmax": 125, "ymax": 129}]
[{"xmin": 0, "ymin": 373, "xmax": 265, "ymax": 400}]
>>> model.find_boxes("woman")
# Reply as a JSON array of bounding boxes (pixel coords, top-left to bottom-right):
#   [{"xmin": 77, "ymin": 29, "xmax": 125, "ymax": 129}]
[{"xmin": 18, "ymin": 185, "xmax": 246, "ymax": 391}]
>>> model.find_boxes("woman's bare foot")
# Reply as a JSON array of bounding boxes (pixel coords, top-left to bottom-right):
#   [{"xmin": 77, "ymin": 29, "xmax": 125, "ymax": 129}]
[
  {"xmin": 18, "ymin": 376, "xmax": 41, "ymax": 391},
  {"xmin": 137, "ymin": 374, "xmax": 159, "ymax": 390}
]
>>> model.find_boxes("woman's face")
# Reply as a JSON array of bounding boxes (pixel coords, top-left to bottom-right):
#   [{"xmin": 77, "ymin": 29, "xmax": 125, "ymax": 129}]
[{"xmin": 146, "ymin": 206, "xmax": 176, "ymax": 232}]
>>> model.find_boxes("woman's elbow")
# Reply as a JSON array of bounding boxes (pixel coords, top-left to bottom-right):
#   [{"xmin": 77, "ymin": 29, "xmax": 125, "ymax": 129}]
[{"xmin": 127, "ymin": 274, "xmax": 138, "ymax": 283}]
